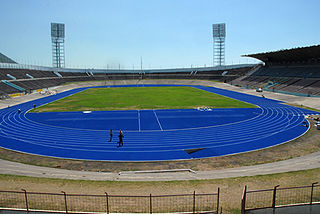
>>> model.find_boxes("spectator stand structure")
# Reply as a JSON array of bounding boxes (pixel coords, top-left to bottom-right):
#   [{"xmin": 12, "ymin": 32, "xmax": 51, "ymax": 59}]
[
  {"xmin": 0, "ymin": 63, "xmax": 254, "ymax": 99},
  {"xmin": 231, "ymin": 45, "xmax": 320, "ymax": 97}
]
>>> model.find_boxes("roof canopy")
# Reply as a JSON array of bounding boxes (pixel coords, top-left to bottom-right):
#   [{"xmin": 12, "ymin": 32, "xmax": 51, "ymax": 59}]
[
  {"xmin": 243, "ymin": 45, "xmax": 320, "ymax": 64},
  {"xmin": 0, "ymin": 53, "xmax": 17, "ymax": 64}
]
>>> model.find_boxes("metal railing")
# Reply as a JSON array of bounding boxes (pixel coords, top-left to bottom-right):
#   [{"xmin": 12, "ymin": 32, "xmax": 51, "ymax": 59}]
[
  {"xmin": 0, "ymin": 188, "xmax": 220, "ymax": 213},
  {"xmin": 241, "ymin": 182, "xmax": 320, "ymax": 213}
]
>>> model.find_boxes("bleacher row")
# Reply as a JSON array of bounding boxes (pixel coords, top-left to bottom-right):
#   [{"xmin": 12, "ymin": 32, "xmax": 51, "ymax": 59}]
[
  {"xmin": 0, "ymin": 67, "xmax": 251, "ymax": 99},
  {"xmin": 231, "ymin": 65, "xmax": 320, "ymax": 96}
]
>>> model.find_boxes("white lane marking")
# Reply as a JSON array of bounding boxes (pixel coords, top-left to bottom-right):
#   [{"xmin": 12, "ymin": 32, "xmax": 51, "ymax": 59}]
[{"xmin": 153, "ymin": 110, "xmax": 163, "ymax": 131}]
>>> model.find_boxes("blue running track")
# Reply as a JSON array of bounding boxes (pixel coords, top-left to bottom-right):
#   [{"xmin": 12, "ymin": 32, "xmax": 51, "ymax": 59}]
[{"xmin": 0, "ymin": 85, "xmax": 319, "ymax": 161}]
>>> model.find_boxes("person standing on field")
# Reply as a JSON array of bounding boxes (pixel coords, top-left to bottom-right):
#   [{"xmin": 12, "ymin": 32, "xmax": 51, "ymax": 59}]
[
  {"xmin": 109, "ymin": 129, "xmax": 113, "ymax": 142},
  {"xmin": 118, "ymin": 130, "xmax": 124, "ymax": 147}
]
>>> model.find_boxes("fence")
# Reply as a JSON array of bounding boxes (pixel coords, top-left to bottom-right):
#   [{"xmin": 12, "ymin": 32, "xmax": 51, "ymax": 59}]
[
  {"xmin": 0, "ymin": 189, "xmax": 220, "ymax": 214},
  {"xmin": 241, "ymin": 182, "xmax": 320, "ymax": 213}
]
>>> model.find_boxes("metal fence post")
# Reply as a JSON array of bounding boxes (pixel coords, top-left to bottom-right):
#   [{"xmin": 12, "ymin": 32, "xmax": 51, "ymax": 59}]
[
  {"xmin": 61, "ymin": 191, "xmax": 68, "ymax": 213},
  {"xmin": 150, "ymin": 194, "xmax": 152, "ymax": 214},
  {"xmin": 310, "ymin": 182, "xmax": 318, "ymax": 205},
  {"xmin": 216, "ymin": 187, "xmax": 220, "ymax": 214},
  {"xmin": 105, "ymin": 192, "xmax": 109, "ymax": 214},
  {"xmin": 241, "ymin": 186, "xmax": 247, "ymax": 214},
  {"xmin": 21, "ymin": 189, "xmax": 29, "ymax": 213},
  {"xmin": 193, "ymin": 191, "xmax": 196, "ymax": 214},
  {"xmin": 272, "ymin": 185, "xmax": 280, "ymax": 209}
]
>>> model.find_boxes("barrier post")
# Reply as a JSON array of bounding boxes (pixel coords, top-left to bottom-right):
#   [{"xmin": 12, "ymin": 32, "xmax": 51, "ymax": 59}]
[
  {"xmin": 310, "ymin": 182, "xmax": 318, "ymax": 205},
  {"xmin": 149, "ymin": 194, "xmax": 152, "ymax": 214},
  {"xmin": 193, "ymin": 191, "xmax": 196, "ymax": 214},
  {"xmin": 61, "ymin": 191, "xmax": 68, "ymax": 213},
  {"xmin": 241, "ymin": 186, "xmax": 247, "ymax": 214},
  {"xmin": 216, "ymin": 187, "xmax": 220, "ymax": 214},
  {"xmin": 272, "ymin": 185, "xmax": 280, "ymax": 209},
  {"xmin": 105, "ymin": 192, "xmax": 109, "ymax": 214},
  {"xmin": 21, "ymin": 189, "xmax": 29, "ymax": 213}
]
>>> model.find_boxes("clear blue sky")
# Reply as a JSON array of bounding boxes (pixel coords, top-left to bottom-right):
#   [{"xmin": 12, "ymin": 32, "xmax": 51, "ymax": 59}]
[{"xmin": 1, "ymin": 0, "xmax": 319, "ymax": 69}]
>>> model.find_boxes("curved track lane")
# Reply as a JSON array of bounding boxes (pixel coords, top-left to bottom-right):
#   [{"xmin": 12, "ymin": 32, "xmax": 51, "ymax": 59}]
[{"xmin": 0, "ymin": 85, "xmax": 319, "ymax": 161}]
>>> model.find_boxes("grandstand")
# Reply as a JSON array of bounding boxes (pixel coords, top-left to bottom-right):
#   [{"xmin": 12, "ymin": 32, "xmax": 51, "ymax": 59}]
[
  {"xmin": 231, "ymin": 45, "xmax": 320, "ymax": 96},
  {"xmin": 0, "ymin": 64, "xmax": 254, "ymax": 99},
  {"xmin": 2, "ymin": 46, "xmax": 320, "ymax": 100}
]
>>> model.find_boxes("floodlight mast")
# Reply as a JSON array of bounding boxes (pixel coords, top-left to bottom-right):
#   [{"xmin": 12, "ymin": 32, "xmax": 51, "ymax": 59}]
[
  {"xmin": 212, "ymin": 23, "xmax": 226, "ymax": 66},
  {"xmin": 51, "ymin": 23, "xmax": 65, "ymax": 68}
]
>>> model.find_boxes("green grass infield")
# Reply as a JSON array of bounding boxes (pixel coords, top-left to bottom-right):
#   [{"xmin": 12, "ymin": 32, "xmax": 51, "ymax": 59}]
[{"xmin": 32, "ymin": 86, "xmax": 257, "ymax": 112}]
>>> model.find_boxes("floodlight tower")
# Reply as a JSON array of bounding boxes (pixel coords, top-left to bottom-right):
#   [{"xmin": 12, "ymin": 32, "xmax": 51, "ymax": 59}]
[
  {"xmin": 212, "ymin": 23, "xmax": 226, "ymax": 66},
  {"xmin": 51, "ymin": 23, "xmax": 65, "ymax": 68}
]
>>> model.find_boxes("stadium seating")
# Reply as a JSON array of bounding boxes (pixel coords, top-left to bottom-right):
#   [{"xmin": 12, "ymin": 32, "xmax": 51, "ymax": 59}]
[
  {"xmin": 0, "ymin": 81, "xmax": 21, "ymax": 95},
  {"xmin": 1, "ymin": 66, "xmax": 251, "ymax": 98},
  {"xmin": 231, "ymin": 64, "xmax": 320, "ymax": 96},
  {"xmin": 1, "ymin": 61, "xmax": 319, "ymax": 98},
  {"xmin": 236, "ymin": 45, "xmax": 320, "ymax": 96}
]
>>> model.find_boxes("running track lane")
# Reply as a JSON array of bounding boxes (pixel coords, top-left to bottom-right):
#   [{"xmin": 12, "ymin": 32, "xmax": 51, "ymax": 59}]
[{"xmin": 0, "ymin": 85, "xmax": 319, "ymax": 161}]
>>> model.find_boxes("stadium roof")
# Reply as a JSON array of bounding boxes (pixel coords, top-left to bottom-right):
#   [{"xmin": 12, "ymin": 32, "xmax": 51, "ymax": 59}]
[
  {"xmin": 0, "ymin": 53, "xmax": 17, "ymax": 64},
  {"xmin": 243, "ymin": 45, "xmax": 320, "ymax": 64}
]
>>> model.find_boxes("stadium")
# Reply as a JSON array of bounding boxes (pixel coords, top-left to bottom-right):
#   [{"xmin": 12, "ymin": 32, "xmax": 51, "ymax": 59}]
[{"xmin": 1, "ymin": 2, "xmax": 320, "ymax": 214}]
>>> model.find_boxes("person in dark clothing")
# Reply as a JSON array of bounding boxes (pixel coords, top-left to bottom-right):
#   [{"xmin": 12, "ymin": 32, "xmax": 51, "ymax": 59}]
[
  {"xmin": 118, "ymin": 130, "xmax": 124, "ymax": 147},
  {"xmin": 33, "ymin": 104, "xmax": 36, "ymax": 108},
  {"xmin": 109, "ymin": 129, "xmax": 113, "ymax": 142},
  {"xmin": 302, "ymin": 120, "xmax": 309, "ymax": 127},
  {"xmin": 18, "ymin": 109, "xmax": 21, "ymax": 114}
]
